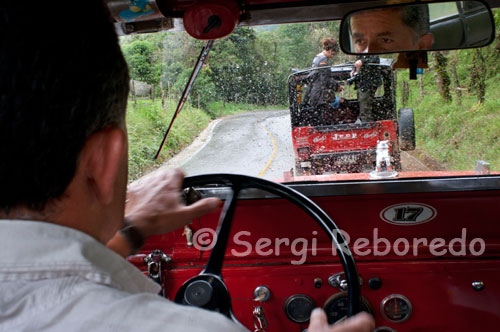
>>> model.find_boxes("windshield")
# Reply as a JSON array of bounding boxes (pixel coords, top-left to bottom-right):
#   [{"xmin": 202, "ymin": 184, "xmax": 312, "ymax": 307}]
[{"xmin": 121, "ymin": 18, "xmax": 499, "ymax": 183}]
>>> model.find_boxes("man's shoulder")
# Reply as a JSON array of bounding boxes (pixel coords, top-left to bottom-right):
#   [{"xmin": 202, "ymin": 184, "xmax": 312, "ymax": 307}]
[
  {"xmin": 67, "ymin": 281, "xmax": 249, "ymax": 332},
  {"xmin": 0, "ymin": 277, "xmax": 248, "ymax": 332}
]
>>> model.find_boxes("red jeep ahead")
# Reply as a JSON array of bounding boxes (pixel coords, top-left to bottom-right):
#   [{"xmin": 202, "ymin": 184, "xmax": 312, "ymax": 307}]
[{"xmin": 289, "ymin": 59, "xmax": 415, "ymax": 176}]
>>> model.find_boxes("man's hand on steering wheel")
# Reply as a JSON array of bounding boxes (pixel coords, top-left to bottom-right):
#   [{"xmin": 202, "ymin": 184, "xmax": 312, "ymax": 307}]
[{"xmin": 125, "ymin": 168, "xmax": 221, "ymax": 238}]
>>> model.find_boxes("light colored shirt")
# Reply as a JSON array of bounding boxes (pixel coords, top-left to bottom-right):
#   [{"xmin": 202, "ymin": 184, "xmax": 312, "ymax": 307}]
[
  {"xmin": 0, "ymin": 220, "xmax": 248, "ymax": 332},
  {"xmin": 312, "ymin": 52, "xmax": 328, "ymax": 67}
]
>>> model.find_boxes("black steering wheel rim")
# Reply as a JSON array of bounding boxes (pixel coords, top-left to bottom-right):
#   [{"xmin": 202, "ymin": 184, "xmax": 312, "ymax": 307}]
[{"xmin": 175, "ymin": 173, "xmax": 361, "ymax": 322}]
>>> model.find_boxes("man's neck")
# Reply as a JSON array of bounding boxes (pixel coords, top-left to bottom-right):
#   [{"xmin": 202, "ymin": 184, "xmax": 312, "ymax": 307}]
[{"xmin": 0, "ymin": 205, "xmax": 55, "ymax": 222}]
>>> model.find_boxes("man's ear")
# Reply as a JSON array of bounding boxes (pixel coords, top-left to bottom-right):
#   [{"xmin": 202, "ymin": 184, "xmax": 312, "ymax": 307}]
[
  {"xmin": 80, "ymin": 127, "xmax": 127, "ymax": 205},
  {"xmin": 419, "ymin": 33, "xmax": 434, "ymax": 50}
]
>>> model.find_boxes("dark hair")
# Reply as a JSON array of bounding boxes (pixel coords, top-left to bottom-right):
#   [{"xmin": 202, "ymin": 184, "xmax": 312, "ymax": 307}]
[
  {"xmin": 322, "ymin": 38, "xmax": 339, "ymax": 52},
  {"xmin": 0, "ymin": 1, "xmax": 129, "ymax": 211},
  {"xmin": 400, "ymin": 4, "xmax": 430, "ymax": 37}
]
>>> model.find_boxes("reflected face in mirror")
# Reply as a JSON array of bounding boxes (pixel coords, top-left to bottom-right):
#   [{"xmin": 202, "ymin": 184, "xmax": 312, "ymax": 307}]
[{"xmin": 349, "ymin": 7, "xmax": 434, "ymax": 53}]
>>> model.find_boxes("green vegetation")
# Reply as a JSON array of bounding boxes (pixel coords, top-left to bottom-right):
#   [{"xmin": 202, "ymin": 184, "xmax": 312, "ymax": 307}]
[
  {"xmin": 120, "ymin": 22, "xmax": 347, "ymax": 109},
  {"xmin": 394, "ymin": 9, "xmax": 500, "ymax": 172},
  {"xmin": 122, "ymin": 39, "xmax": 162, "ymax": 86},
  {"xmin": 126, "ymin": 99, "xmax": 211, "ymax": 180},
  {"xmin": 397, "ymin": 45, "xmax": 500, "ymax": 172}
]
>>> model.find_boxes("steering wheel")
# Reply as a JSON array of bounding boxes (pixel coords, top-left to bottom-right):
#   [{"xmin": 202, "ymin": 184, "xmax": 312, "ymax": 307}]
[{"xmin": 174, "ymin": 174, "xmax": 361, "ymax": 323}]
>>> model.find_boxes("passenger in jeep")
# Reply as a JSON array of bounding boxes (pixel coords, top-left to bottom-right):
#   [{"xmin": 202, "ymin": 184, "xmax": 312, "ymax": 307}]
[
  {"xmin": 349, "ymin": 5, "xmax": 434, "ymax": 53},
  {"xmin": 348, "ymin": 56, "xmax": 382, "ymax": 122},
  {"xmin": 304, "ymin": 39, "xmax": 344, "ymax": 109},
  {"xmin": 0, "ymin": 1, "xmax": 374, "ymax": 332},
  {"xmin": 312, "ymin": 38, "xmax": 339, "ymax": 67}
]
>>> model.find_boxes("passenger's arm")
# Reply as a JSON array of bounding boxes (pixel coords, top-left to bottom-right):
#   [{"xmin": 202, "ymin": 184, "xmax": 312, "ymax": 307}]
[{"xmin": 107, "ymin": 168, "xmax": 220, "ymax": 257}]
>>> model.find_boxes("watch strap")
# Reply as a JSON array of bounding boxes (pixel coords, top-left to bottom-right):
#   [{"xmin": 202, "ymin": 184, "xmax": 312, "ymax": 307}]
[{"xmin": 119, "ymin": 218, "xmax": 145, "ymax": 255}]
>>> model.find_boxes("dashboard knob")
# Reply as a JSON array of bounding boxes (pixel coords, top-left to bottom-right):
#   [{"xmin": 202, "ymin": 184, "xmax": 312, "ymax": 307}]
[
  {"xmin": 253, "ymin": 285, "xmax": 271, "ymax": 302},
  {"xmin": 184, "ymin": 280, "xmax": 213, "ymax": 307},
  {"xmin": 368, "ymin": 277, "xmax": 382, "ymax": 290}
]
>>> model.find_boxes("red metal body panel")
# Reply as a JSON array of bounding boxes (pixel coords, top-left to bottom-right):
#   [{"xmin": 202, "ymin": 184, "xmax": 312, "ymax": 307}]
[
  {"xmin": 292, "ymin": 121, "xmax": 397, "ymax": 156},
  {"xmin": 160, "ymin": 260, "xmax": 500, "ymax": 331},
  {"xmin": 278, "ymin": 170, "xmax": 500, "ymax": 182},
  {"xmin": 292, "ymin": 120, "xmax": 399, "ymax": 174},
  {"xmin": 131, "ymin": 187, "xmax": 500, "ymax": 331}
]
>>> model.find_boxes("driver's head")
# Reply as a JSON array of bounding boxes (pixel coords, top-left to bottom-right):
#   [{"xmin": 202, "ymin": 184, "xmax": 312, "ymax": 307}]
[
  {"xmin": 350, "ymin": 5, "xmax": 434, "ymax": 53},
  {"xmin": 0, "ymin": 1, "xmax": 129, "ymax": 217}
]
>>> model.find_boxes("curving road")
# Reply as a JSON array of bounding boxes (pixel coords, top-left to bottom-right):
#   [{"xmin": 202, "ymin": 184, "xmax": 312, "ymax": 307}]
[
  {"xmin": 167, "ymin": 109, "xmax": 429, "ymax": 180},
  {"xmin": 179, "ymin": 110, "xmax": 295, "ymax": 180}
]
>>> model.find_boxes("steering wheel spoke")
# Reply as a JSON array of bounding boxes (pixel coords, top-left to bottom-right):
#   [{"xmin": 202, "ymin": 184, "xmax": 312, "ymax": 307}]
[
  {"xmin": 204, "ymin": 186, "xmax": 241, "ymax": 276},
  {"xmin": 174, "ymin": 174, "xmax": 361, "ymax": 323}
]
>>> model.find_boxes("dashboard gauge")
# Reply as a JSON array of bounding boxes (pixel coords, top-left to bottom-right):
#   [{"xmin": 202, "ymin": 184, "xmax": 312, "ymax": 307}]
[
  {"xmin": 374, "ymin": 327, "xmax": 397, "ymax": 332},
  {"xmin": 323, "ymin": 292, "xmax": 373, "ymax": 324},
  {"xmin": 381, "ymin": 294, "xmax": 412, "ymax": 323},
  {"xmin": 284, "ymin": 294, "xmax": 315, "ymax": 323}
]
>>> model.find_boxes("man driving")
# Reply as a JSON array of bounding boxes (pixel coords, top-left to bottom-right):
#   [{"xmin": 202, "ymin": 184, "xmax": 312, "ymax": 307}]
[
  {"xmin": 349, "ymin": 5, "xmax": 434, "ymax": 53},
  {"xmin": 0, "ymin": 1, "xmax": 374, "ymax": 331}
]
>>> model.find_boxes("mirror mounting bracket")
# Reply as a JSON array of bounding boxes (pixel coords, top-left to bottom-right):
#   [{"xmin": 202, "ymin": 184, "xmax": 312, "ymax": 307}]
[{"xmin": 394, "ymin": 51, "xmax": 428, "ymax": 80}]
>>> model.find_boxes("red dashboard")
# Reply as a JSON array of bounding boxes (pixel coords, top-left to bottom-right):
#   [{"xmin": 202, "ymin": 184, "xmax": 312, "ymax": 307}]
[{"xmin": 130, "ymin": 176, "xmax": 500, "ymax": 331}]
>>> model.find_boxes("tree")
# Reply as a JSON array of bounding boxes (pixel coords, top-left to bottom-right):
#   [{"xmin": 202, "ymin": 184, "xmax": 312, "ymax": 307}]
[
  {"xmin": 470, "ymin": 49, "xmax": 486, "ymax": 103},
  {"xmin": 210, "ymin": 27, "xmax": 272, "ymax": 105},
  {"xmin": 173, "ymin": 67, "xmax": 216, "ymax": 111},
  {"xmin": 449, "ymin": 53, "xmax": 462, "ymax": 105},
  {"xmin": 432, "ymin": 52, "xmax": 452, "ymax": 102},
  {"xmin": 122, "ymin": 40, "xmax": 162, "ymax": 96}
]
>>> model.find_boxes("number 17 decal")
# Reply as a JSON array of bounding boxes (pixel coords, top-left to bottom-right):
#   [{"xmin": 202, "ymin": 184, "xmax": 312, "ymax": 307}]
[
  {"xmin": 380, "ymin": 203, "xmax": 436, "ymax": 225},
  {"xmin": 394, "ymin": 207, "xmax": 424, "ymax": 222}
]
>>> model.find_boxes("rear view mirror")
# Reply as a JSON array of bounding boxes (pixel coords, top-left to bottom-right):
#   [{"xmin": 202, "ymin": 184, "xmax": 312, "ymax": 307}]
[{"xmin": 340, "ymin": 1, "xmax": 495, "ymax": 54}]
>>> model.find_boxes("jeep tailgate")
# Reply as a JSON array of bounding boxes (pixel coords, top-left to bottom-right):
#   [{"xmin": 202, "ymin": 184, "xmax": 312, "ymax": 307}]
[{"xmin": 292, "ymin": 120, "xmax": 398, "ymax": 155}]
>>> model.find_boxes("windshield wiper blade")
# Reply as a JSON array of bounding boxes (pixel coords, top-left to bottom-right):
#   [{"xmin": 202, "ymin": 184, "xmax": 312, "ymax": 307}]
[{"xmin": 154, "ymin": 39, "xmax": 215, "ymax": 160}]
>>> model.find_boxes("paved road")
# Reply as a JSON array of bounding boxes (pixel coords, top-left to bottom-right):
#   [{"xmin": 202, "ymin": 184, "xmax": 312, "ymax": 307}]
[
  {"xmin": 179, "ymin": 110, "xmax": 295, "ymax": 180},
  {"xmin": 173, "ymin": 109, "xmax": 428, "ymax": 179}
]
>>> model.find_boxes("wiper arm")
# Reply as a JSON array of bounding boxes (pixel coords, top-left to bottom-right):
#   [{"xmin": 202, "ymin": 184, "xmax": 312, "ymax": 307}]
[{"xmin": 154, "ymin": 39, "xmax": 215, "ymax": 160}]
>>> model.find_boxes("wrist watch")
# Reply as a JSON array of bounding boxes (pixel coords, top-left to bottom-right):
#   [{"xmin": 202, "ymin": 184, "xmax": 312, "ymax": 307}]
[{"xmin": 119, "ymin": 218, "xmax": 145, "ymax": 255}]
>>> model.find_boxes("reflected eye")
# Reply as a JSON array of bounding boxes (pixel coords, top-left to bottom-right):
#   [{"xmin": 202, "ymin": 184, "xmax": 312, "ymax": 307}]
[
  {"xmin": 354, "ymin": 38, "xmax": 367, "ymax": 48},
  {"xmin": 379, "ymin": 37, "xmax": 394, "ymax": 45}
]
